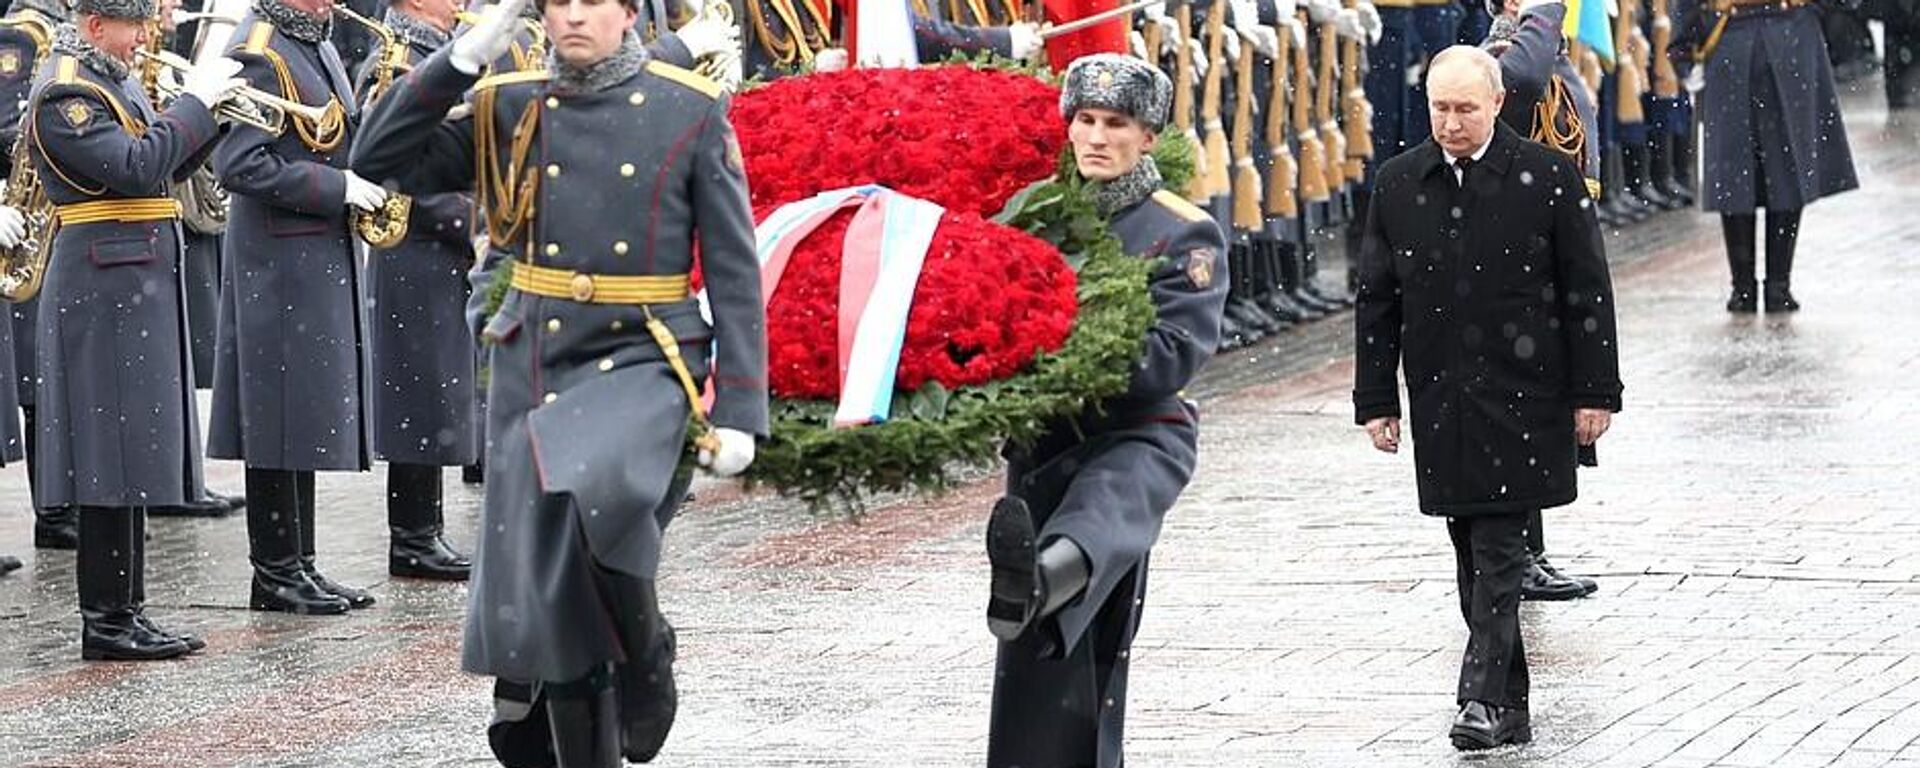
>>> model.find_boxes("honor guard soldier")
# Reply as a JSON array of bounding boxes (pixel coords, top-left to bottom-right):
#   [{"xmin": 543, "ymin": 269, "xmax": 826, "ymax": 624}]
[
  {"xmin": 985, "ymin": 54, "xmax": 1226, "ymax": 768},
  {"xmin": 211, "ymin": 0, "xmax": 389, "ymax": 614},
  {"xmin": 1482, "ymin": 0, "xmax": 1603, "ymax": 600},
  {"xmin": 353, "ymin": 0, "xmax": 476, "ymax": 580},
  {"xmin": 0, "ymin": 0, "xmax": 76, "ymax": 550},
  {"xmin": 25, "ymin": 0, "xmax": 247, "ymax": 658},
  {"xmin": 352, "ymin": 0, "xmax": 767, "ymax": 761},
  {"xmin": 1673, "ymin": 0, "xmax": 1858, "ymax": 313}
]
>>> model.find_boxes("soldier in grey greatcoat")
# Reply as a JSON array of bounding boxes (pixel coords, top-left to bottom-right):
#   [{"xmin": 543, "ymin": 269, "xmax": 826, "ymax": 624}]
[
  {"xmin": 353, "ymin": 0, "xmax": 766, "ymax": 761},
  {"xmin": 353, "ymin": 0, "xmax": 476, "ymax": 581},
  {"xmin": 984, "ymin": 54, "xmax": 1226, "ymax": 768},
  {"xmin": 0, "ymin": 0, "xmax": 75, "ymax": 550},
  {"xmin": 25, "ymin": 0, "xmax": 246, "ymax": 659},
  {"xmin": 212, "ymin": 0, "xmax": 390, "ymax": 615},
  {"xmin": 1673, "ymin": 0, "xmax": 1858, "ymax": 313}
]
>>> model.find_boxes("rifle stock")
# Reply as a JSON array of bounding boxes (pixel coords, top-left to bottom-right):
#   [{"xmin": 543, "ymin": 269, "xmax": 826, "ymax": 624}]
[
  {"xmin": 1231, "ymin": 31, "xmax": 1262, "ymax": 230},
  {"xmin": 1316, "ymin": 17, "xmax": 1347, "ymax": 189},
  {"xmin": 1175, "ymin": 10, "xmax": 1210, "ymax": 200},
  {"xmin": 1198, "ymin": 0, "xmax": 1231, "ymax": 201},
  {"xmin": 1264, "ymin": 26, "xmax": 1299, "ymax": 218},
  {"xmin": 1293, "ymin": 10, "xmax": 1330, "ymax": 203}
]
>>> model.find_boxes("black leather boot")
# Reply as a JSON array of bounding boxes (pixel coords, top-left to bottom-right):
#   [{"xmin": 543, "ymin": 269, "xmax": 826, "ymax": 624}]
[
  {"xmin": 1290, "ymin": 245, "xmax": 1345, "ymax": 313},
  {"xmin": 1261, "ymin": 242, "xmax": 1311, "ymax": 323},
  {"xmin": 246, "ymin": 468, "xmax": 350, "ymax": 615},
  {"xmin": 1224, "ymin": 245, "xmax": 1277, "ymax": 338},
  {"xmin": 1622, "ymin": 141, "xmax": 1679, "ymax": 211},
  {"xmin": 547, "ymin": 669, "xmax": 622, "ymax": 768},
  {"xmin": 1275, "ymin": 243, "xmax": 1325, "ymax": 321},
  {"xmin": 78, "ymin": 507, "xmax": 189, "ymax": 661},
  {"xmin": 129, "ymin": 508, "xmax": 205, "ymax": 652},
  {"xmin": 389, "ymin": 463, "xmax": 472, "ymax": 580},
  {"xmin": 1519, "ymin": 552, "xmax": 1589, "ymax": 601},
  {"xmin": 1649, "ymin": 130, "xmax": 1694, "ymax": 207},
  {"xmin": 488, "ymin": 679, "xmax": 557, "ymax": 768},
  {"xmin": 985, "ymin": 497, "xmax": 1091, "ymax": 647},
  {"xmin": 1671, "ymin": 121, "xmax": 1698, "ymax": 202},
  {"xmin": 1763, "ymin": 208, "xmax": 1802, "ymax": 313},
  {"xmin": 1299, "ymin": 243, "xmax": 1353, "ymax": 309},
  {"xmin": 1247, "ymin": 241, "xmax": 1295, "ymax": 332},
  {"xmin": 1721, "ymin": 213, "xmax": 1759, "ymax": 313},
  {"xmin": 150, "ymin": 490, "xmax": 234, "ymax": 518},
  {"xmin": 0, "ymin": 554, "xmax": 19, "ymax": 576},
  {"xmin": 605, "ymin": 573, "xmax": 677, "ymax": 763},
  {"xmin": 297, "ymin": 471, "xmax": 375, "ymax": 609},
  {"xmin": 34, "ymin": 505, "xmax": 77, "ymax": 550}
]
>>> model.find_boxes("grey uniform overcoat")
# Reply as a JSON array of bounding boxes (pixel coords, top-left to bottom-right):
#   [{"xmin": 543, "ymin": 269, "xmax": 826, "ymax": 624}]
[
  {"xmin": 353, "ymin": 49, "xmax": 767, "ymax": 683},
  {"xmin": 208, "ymin": 15, "xmax": 373, "ymax": 471},
  {"xmin": 28, "ymin": 52, "xmax": 219, "ymax": 506}
]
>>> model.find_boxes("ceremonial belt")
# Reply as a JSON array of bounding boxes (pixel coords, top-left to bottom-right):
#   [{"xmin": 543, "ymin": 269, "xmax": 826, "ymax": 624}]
[
  {"xmin": 54, "ymin": 198, "xmax": 183, "ymax": 225},
  {"xmin": 508, "ymin": 261, "xmax": 720, "ymax": 451},
  {"xmin": 509, "ymin": 262, "xmax": 691, "ymax": 304}
]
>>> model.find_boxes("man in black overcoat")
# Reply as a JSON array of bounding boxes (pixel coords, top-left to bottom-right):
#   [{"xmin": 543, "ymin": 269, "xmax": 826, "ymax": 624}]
[{"xmin": 1353, "ymin": 45, "xmax": 1622, "ymax": 751}]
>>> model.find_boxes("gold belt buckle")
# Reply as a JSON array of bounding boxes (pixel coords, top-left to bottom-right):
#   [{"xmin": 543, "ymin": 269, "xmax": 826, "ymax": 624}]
[{"xmin": 569, "ymin": 273, "xmax": 595, "ymax": 302}]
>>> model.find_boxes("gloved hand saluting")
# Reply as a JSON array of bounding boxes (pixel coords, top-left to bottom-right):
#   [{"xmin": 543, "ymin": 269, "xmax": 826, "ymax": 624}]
[
  {"xmin": 451, "ymin": 0, "xmax": 533, "ymax": 74},
  {"xmin": 697, "ymin": 427, "xmax": 755, "ymax": 477},
  {"xmin": 675, "ymin": 8, "xmax": 739, "ymax": 60}
]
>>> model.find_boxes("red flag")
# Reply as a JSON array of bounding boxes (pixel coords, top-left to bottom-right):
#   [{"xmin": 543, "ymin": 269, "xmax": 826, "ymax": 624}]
[{"xmin": 1041, "ymin": 0, "xmax": 1126, "ymax": 70}]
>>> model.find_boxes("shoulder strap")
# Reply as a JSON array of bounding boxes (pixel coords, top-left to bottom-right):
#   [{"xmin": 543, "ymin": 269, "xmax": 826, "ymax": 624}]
[{"xmin": 645, "ymin": 60, "xmax": 720, "ymax": 99}]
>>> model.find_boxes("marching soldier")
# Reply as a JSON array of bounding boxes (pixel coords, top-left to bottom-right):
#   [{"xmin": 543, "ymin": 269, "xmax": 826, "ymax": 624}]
[
  {"xmin": 25, "ymin": 0, "xmax": 245, "ymax": 658},
  {"xmin": 211, "ymin": 0, "xmax": 387, "ymax": 614},
  {"xmin": 0, "ymin": 0, "xmax": 77, "ymax": 550},
  {"xmin": 1672, "ymin": 0, "xmax": 1858, "ymax": 312},
  {"xmin": 355, "ymin": 0, "xmax": 476, "ymax": 581},
  {"xmin": 353, "ymin": 0, "xmax": 766, "ymax": 761},
  {"xmin": 986, "ymin": 54, "xmax": 1225, "ymax": 768}
]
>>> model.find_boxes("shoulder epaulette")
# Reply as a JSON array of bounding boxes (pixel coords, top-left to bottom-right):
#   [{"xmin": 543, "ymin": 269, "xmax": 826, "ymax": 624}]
[
  {"xmin": 644, "ymin": 60, "xmax": 720, "ymax": 99},
  {"xmin": 473, "ymin": 69, "xmax": 550, "ymax": 92},
  {"xmin": 1151, "ymin": 189, "xmax": 1211, "ymax": 223},
  {"xmin": 237, "ymin": 21, "xmax": 273, "ymax": 54}
]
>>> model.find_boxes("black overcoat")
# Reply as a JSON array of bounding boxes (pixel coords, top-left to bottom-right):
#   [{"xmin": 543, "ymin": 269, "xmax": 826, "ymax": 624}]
[{"xmin": 1354, "ymin": 124, "xmax": 1623, "ymax": 517}]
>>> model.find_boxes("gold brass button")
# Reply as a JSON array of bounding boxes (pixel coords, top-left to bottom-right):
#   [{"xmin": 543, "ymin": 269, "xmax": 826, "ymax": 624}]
[
  {"xmin": 545, "ymin": 318, "xmax": 561, "ymax": 333},
  {"xmin": 546, "ymin": 163, "xmax": 560, "ymax": 178},
  {"xmin": 545, "ymin": 96, "xmax": 558, "ymax": 108},
  {"xmin": 619, "ymin": 163, "xmax": 635, "ymax": 177},
  {"xmin": 569, "ymin": 274, "xmax": 595, "ymax": 302},
  {"xmin": 543, "ymin": 392, "xmax": 557, "ymax": 404},
  {"xmin": 628, "ymin": 92, "xmax": 645, "ymax": 106},
  {"xmin": 544, "ymin": 243, "xmax": 560, "ymax": 257},
  {"xmin": 613, "ymin": 241, "xmax": 628, "ymax": 255},
  {"xmin": 597, "ymin": 358, "xmax": 614, "ymax": 372}
]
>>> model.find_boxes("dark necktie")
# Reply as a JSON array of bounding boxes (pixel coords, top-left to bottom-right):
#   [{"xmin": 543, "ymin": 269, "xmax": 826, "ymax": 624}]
[{"xmin": 1454, "ymin": 156, "xmax": 1475, "ymax": 187}]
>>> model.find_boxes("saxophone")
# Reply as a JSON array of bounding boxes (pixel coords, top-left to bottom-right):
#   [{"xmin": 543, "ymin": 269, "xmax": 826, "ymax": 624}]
[
  {"xmin": 334, "ymin": 4, "xmax": 412, "ymax": 248},
  {"xmin": 0, "ymin": 12, "xmax": 57, "ymax": 301},
  {"xmin": 0, "ymin": 130, "xmax": 54, "ymax": 302}
]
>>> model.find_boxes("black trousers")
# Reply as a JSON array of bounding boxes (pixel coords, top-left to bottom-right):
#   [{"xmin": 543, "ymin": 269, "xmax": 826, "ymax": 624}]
[{"xmin": 1447, "ymin": 512, "xmax": 1531, "ymax": 709}]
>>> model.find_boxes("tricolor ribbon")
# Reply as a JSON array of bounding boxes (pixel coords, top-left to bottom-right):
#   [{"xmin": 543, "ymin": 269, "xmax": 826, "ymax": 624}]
[{"xmin": 752, "ymin": 185, "xmax": 945, "ymax": 426}]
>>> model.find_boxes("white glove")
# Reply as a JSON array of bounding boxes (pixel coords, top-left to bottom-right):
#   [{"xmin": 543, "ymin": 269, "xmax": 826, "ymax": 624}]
[
  {"xmin": 1335, "ymin": 7, "xmax": 1365, "ymax": 40},
  {"xmin": 1356, "ymin": 1, "xmax": 1382, "ymax": 43},
  {"xmin": 698, "ymin": 427, "xmax": 755, "ymax": 477},
  {"xmin": 1305, "ymin": 0, "xmax": 1340, "ymax": 23},
  {"xmin": 1229, "ymin": 0, "xmax": 1260, "ymax": 33},
  {"xmin": 1241, "ymin": 23, "xmax": 1278, "ymax": 57},
  {"xmin": 674, "ymin": 12, "xmax": 739, "ymax": 60},
  {"xmin": 1272, "ymin": 0, "xmax": 1298, "ymax": 16},
  {"xmin": 0, "ymin": 205, "xmax": 24, "ymax": 250},
  {"xmin": 343, "ymin": 171, "xmax": 390, "ymax": 212},
  {"xmin": 450, "ymin": 0, "xmax": 532, "ymax": 74},
  {"xmin": 1517, "ymin": 0, "xmax": 1563, "ymax": 13},
  {"xmin": 1186, "ymin": 38, "xmax": 1208, "ymax": 84},
  {"xmin": 1221, "ymin": 27, "xmax": 1241, "ymax": 62},
  {"xmin": 181, "ymin": 56, "xmax": 244, "ymax": 109},
  {"xmin": 813, "ymin": 47, "xmax": 849, "ymax": 72},
  {"xmin": 1280, "ymin": 15, "xmax": 1308, "ymax": 48},
  {"xmin": 1129, "ymin": 30, "xmax": 1148, "ymax": 58},
  {"xmin": 1152, "ymin": 16, "xmax": 1180, "ymax": 53},
  {"xmin": 1007, "ymin": 22, "xmax": 1041, "ymax": 60}
]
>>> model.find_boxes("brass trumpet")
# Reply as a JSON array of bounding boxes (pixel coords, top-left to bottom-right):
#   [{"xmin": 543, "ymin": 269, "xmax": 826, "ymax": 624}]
[
  {"xmin": 133, "ymin": 48, "xmax": 331, "ymax": 135},
  {"xmin": 170, "ymin": 9, "xmax": 241, "ymax": 25}
]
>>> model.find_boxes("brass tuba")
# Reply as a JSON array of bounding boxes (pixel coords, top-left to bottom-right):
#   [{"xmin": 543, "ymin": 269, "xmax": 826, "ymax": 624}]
[
  {"xmin": 334, "ymin": 3, "xmax": 413, "ymax": 248},
  {"xmin": 687, "ymin": 0, "xmax": 741, "ymax": 91}
]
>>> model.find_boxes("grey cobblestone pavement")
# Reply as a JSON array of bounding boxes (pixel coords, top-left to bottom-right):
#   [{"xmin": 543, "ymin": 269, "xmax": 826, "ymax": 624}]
[{"xmin": 1, "ymin": 89, "xmax": 1918, "ymax": 767}]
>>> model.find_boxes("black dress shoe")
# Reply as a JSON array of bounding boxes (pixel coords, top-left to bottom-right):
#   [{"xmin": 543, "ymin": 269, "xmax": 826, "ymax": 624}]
[
  {"xmin": 1451, "ymin": 701, "xmax": 1531, "ymax": 751},
  {"xmin": 620, "ymin": 624, "xmax": 678, "ymax": 763},
  {"xmin": 1520, "ymin": 554, "xmax": 1589, "ymax": 601},
  {"xmin": 1533, "ymin": 555, "xmax": 1598, "ymax": 596},
  {"xmin": 206, "ymin": 489, "xmax": 246, "ymax": 511},
  {"xmin": 1763, "ymin": 282, "xmax": 1800, "ymax": 313},
  {"xmin": 149, "ymin": 496, "xmax": 234, "ymax": 518},
  {"xmin": 82, "ymin": 617, "xmax": 190, "ymax": 661},
  {"xmin": 986, "ymin": 497, "xmax": 1042, "ymax": 642},
  {"xmin": 1727, "ymin": 284, "xmax": 1759, "ymax": 314},
  {"xmin": 391, "ymin": 534, "xmax": 473, "ymax": 581},
  {"xmin": 0, "ymin": 554, "xmax": 20, "ymax": 576}
]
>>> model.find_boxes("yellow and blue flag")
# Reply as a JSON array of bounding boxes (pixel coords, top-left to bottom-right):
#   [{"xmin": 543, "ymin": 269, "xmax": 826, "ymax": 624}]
[{"xmin": 1564, "ymin": 0, "xmax": 1616, "ymax": 65}]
